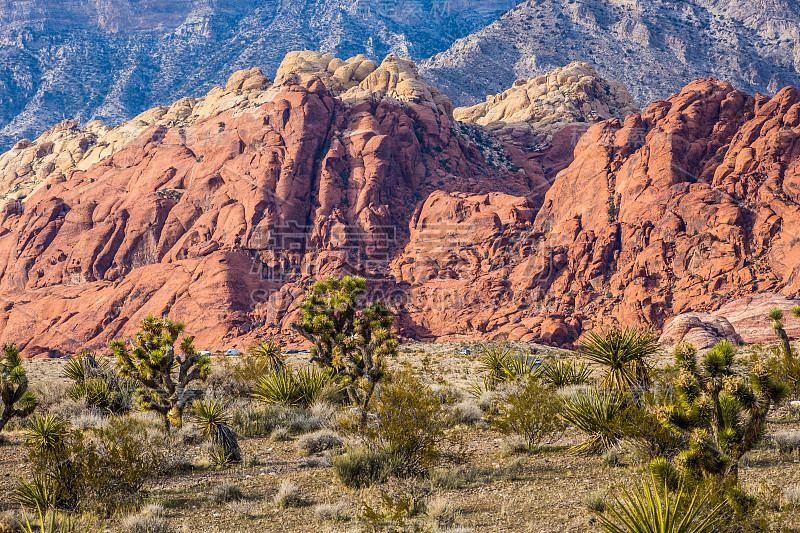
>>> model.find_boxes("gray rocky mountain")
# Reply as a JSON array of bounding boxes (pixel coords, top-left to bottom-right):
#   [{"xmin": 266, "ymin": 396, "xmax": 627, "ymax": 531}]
[
  {"xmin": 0, "ymin": 0, "xmax": 514, "ymax": 150},
  {"xmin": 419, "ymin": 0, "xmax": 800, "ymax": 107}
]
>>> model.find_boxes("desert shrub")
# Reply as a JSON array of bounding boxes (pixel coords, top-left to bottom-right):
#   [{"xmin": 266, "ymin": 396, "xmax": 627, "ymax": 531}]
[
  {"xmin": 296, "ymin": 429, "xmax": 343, "ymax": 455},
  {"xmin": 63, "ymin": 353, "xmax": 132, "ymax": 413},
  {"xmin": 252, "ymin": 366, "xmax": 335, "ymax": 407},
  {"xmin": 292, "ymin": 276, "xmax": 397, "ymax": 411},
  {"xmin": 209, "ymin": 483, "xmax": 242, "ymax": 503},
  {"xmin": 593, "ymin": 476, "xmax": 724, "ymax": 533},
  {"xmin": 359, "ymin": 493, "xmax": 426, "ymax": 530},
  {"xmin": 771, "ymin": 431, "xmax": 800, "ymax": 455},
  {"xmin": 585, "ymin": 492, "xmax": 606, "ymax": 513},
  {"xmin": 313, "ymin": 501, "xmax": 348, "ymax": 521},
  {"xmin": 783, "ymin": 486, "xmax": 800, "ymax": 509},
  {"xmin": 425, "ymin": 496, "xmax": 457, "ymax": 529},
  {"xmin": 270, "ymin": 427, "xmax": 291, "ymax": 441},
  {"xmin": 330, "ymin": 445, "xmax": 394, "ymax": 488},
  {"xmin": 429, "ymin": 458, "xmax": 525, "ymax": 490},
  {"xmin": 541, "ymin": 358, "xmax": 593, "ymax": 387},
  {"xmin": 0, "ymin": 342, "xmax": 37, "ymax": 432},
  {"xmin": 20, "ymin": 414, "xmax": 164, "ymax": 514},
  {"xmin": 493, "ymin": 376, "xmax": 566, "ymax": 451},
  {"xmin": 362, "ymin": 371, "xmax": 446, "ymax": 476},
  {"xmin": 112, "ymin": 315, "xmax": 211, "ymax": 430},
  {"xmin": 120, "ymin": 504, "xmax": 170, "ymax": 533},
  {"xmin": 272, "ymin": 480, "xmax": 306, "ymax": 508},
  {"xmin": 580, "ymin": 327, "xmax": 658, "ymax": 392},
  {"xmin": 69, "ymin": 410, "xmax": 108, "ymax": 430},
  {"xmin": 225, "ymin": 499, "xmax": 258, "ymax": 517},
  {"xmin": 561, "ymin": 388, "xmax": 627, "ymax": 453},
  {"xmin": 451, "ymin": 400, "xmax": 482, "ymax": 425}
]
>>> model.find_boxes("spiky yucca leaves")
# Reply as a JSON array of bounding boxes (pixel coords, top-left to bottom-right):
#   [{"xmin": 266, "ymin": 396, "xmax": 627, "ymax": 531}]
[
  {"xmin": 111, "ymin": 315, "xmax": 211, "ymax": 431},
  {"xmin": 291, "ymin": 276, "xmax": 397, "ymax": 412},
  {"xmin": 1, "ymin": 342, "xmax": 37, "ymax": 432},
  {"xmin": 580, "ymin": 327, "xmax": 659, "ymax": 392},
  {"xmin": 541, "ymin": 358, "xmax": 594, "ymax": 388},
  {"xmin": 192, "ymin": 400, "xmax": 241, "ymax": 464},
  {"xmin": 561, "ymin": 388, "xmax": 627, "ymax": 454},
  {"xmin": 593, "ymin": 476, "xmax": 723, "ymax": 533},
  {"xmin": 249, "ymin": 339, "xmax": 285, "ymax": 373},
  {"xmin": 64, "ymin": 353, "xmax": 130, "ymax": 413},
  {"xmin": 766, "ymin": 306, "xmax": 800, "ymax": 398},
  {"xmin": 477, "ymin": 344, "xmax": 541, "ymax": 389},
  {"xmin": 252, "ymin": 366, "xmax": 334, "ymax": 407},
  {"xmin": 656, "ymin": 341, "xmax": 788, "ymax": 484}
]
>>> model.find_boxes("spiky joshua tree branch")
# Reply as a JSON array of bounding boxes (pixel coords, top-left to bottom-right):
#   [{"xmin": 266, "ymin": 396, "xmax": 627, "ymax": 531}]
[
  {"xmin": 1, "ymin": 342, "xmax": 37, "ymax": 432},
  {"xmin": 111, "ymin": 315, "xmax": 210, "ymax": 430}
]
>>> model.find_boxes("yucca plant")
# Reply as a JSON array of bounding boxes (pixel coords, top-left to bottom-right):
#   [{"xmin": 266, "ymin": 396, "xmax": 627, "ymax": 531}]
[
  {"xmin": 767, "ymin": 306, "xmax": 800, "ymax": 398},
  {"xmin": 478, "ymin": 344, "xmax": 541, "ymax": 389},
  {"xmin": 561, "ymin": 388, "xmax": 627, "ymax": 454},
  {"xmin": 252, "ymin": 366, "xmax": 334, "ymax": 407},
  {"xmin": 593, "ymin": 476, "xmax": 724, "ymax": 533},
  {"xmin": 19, "ymin": 499, "xmax": 75, "ymax": 533},
  {"xmin": 581, "ymin": 327, "xmax": 659, "ymax": 392},
  {"xmin": 249, "ymin": 339, "xmax": 285, "ymax": 373},
  {"xmin": 253, "ymin": 370, "xmax": 305, "ymax": 406},
  {"xmin": 192, "ymin": 399, "xmax": 241, "ymax": 463},
  {"xmin": 542, "ymin": 358, "xmax": 594, "ymax": 388},
  {"xmin": 1, "ymin": 342, "xmax": 37, "ymax": 432},
  {"xmin": 15, "ymin": 475, "xmax": 53, "ymax": 510},
  {"xmin": 25, "ymin": 414, "xmax": 68, "ymax": 458},
  {"xmin": 64, "ymin": 353, "xmax": 130, "ymax": 412}
]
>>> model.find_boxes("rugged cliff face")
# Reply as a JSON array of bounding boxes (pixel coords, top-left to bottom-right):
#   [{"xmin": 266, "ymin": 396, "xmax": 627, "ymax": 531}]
[
  {"xmin": 0, "ymin": 0, "xmax": 515, "ymax": 150},
  {"xmin": 420, "ymin": 0, "xmax": 800, "ymax": 108},
  {"xmin": 2, "ymin": 51, "xmax": 800, "ymax": 354},
  {"xmin": 0, "ymin": 54, "xmax": 539, "ymax": 356}
]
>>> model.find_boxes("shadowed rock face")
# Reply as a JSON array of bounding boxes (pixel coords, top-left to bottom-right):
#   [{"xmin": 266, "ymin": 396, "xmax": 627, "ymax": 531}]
[{"xmin": 2, "ymin": 67, "xmax": 800, "ymax": 355}]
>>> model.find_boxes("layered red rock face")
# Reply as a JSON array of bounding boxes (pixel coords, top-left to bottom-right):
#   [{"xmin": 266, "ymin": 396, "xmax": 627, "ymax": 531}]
[
  {"xmin": 0, "ymin": 80, "xmax": 535, "ymax": 355},
  {"xmin": 3, "ymin": 76, "xmax": 800, "ymax": 355}
]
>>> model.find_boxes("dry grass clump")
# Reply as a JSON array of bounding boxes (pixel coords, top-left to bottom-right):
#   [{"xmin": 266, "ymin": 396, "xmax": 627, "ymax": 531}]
[
  {"xmin": 209, "ymin": 483, "xmax": 242, "ymax": 503},
  {"xmin": 295, "ymin": 429, "xmax": 343, "ymax": 455},
  {"xmin": 272, "ymin": 480, "xmax": 306, "ymax": 508},
  {"xmin": 783, "ymin": 486, "xmax": 800, "ymax": 509},
  {"xmin": 313, "ymin": 501, "xmax": 349, "ymax": 522},
  {"xmin": 772, "ymin": 431, "xmax": 800, "ymax": 455},
  {"xmin": 226, "ymin": 499, "xmax": 259, "ymax": 517},
  {"xmin": 425, "ymin": 496, "xmax": 458, "ymax": 529},
  {"xmin": 451, "ymin": 400, "xmax": 483, "ymax": 425},
  {"xmin": 120, "ymin": 504, "xmax": 171, "ymax": 533}
]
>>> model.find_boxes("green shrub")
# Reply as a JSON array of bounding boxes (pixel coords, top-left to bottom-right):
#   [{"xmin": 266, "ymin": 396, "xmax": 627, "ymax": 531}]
[
  {"xmin": 365, "ymin": 372, "xmax": 446, "ymax": 476},
  {"xmin": 493, "ymin": 376, "xmax": 565, "ymax": 451},
  {"xmin": 330, "ymin": 445, "xmax": 395, "ymax": 488},
  {"xmin": 20, "ymin": 414, "xmax": 164, "ymax": 514}
]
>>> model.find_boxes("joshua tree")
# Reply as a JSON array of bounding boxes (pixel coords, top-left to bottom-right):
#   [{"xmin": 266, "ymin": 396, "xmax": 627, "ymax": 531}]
[
  {"xmin": 654, "ymin": 341, "xmax": 788, "ymax": 484},
  {"xmin": 768, "ymin": 306, "xmax": 800, "ymax": 358},
  {"xmin": 111, "ymin": 316, "xmax": 211, "ymax": 430},
  {"xmin": 291, "ymin": 276, "xmax": 397, "ymax": 411},
  {"xmin": 580, "ymin": 327, "xmax": 659, "ymax": 392},
  {"xmin": 1, "ymin": 342, "xmax": 37, "ymax": 432}
]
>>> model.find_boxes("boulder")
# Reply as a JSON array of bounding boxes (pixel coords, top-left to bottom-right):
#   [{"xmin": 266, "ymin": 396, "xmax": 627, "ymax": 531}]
[{"xmin": 659, "ymin": 313, "xmax": 742, "ymax": 349}]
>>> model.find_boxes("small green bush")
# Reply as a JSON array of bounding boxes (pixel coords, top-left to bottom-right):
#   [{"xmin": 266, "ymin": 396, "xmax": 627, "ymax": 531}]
[
  {"xmin": 493, "ymin": 376, "xmax": 566, "ymax": 451},
  {"xmin": 330, "ymin": 445, "xmax": 395, "ymax": 488}
]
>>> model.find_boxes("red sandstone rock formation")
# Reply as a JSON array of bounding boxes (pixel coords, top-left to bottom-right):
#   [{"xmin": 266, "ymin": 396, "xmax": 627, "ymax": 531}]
[{"xmin": 3, "ymin": 73, "xmax": 800, "ymax": 355}]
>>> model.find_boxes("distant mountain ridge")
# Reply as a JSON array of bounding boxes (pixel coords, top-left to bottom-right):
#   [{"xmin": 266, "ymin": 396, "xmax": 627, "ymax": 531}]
[
  {"xmin": 419, "ymin": 0, "xmax": 800, "ymax": 107},
  {"xmin": 0, "ymin": 0, "xmax": 515, "ymax": 150}
]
